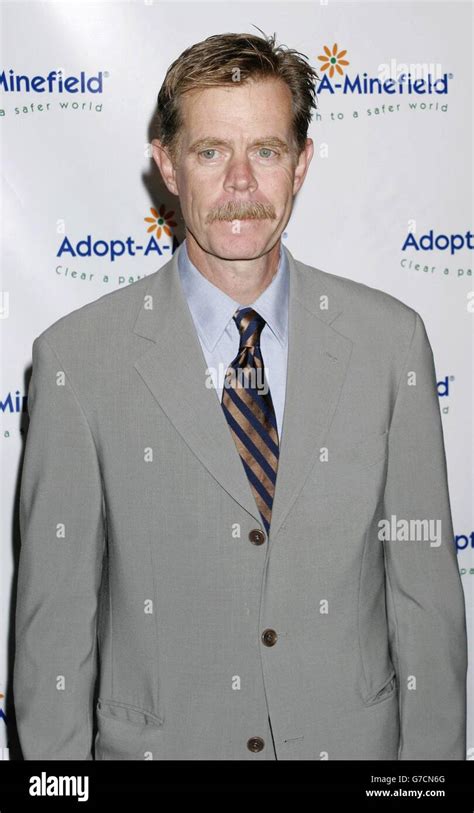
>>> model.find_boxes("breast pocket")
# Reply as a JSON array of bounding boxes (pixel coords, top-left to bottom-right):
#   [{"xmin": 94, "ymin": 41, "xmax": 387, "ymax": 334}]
[
  {"xmin": 328, "ymin": 429, "xmax": 388, "ymax": 467},
  {"xmin": 313, "ymin": 430, "xmax": 389, "ymax": 497}
]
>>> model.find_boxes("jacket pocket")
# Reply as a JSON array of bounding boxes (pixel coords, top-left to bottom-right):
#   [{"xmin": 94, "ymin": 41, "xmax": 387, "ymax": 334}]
[
  {"xmin": 96, "ymin": 698, "xmax": 164, "ymax": 728},
  {"xmin": 329, "ymin": 430, "xmax": 388, "ymax": 469},
  {"xmin": 362, "ymin": 672, "xmax": 397, "ymax": 707},
  {"xmin": 311, "ymin": 430, "xmax": 389, "ymax": 498}
]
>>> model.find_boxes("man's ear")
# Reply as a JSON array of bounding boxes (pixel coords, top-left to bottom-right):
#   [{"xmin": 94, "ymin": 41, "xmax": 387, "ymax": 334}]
[
  {"xmin": 151, "ymin": 138, "xmax": 179, "ymax": 196},
  {"xmin": 292, "ymin": 137, "xmax": 314, "ymax": 196}
]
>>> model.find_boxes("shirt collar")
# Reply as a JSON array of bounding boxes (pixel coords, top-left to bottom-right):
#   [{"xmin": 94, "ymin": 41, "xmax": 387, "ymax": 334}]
[{"xmin": 177, "ymin": 238, "xmax": 289, "ymax": 352}]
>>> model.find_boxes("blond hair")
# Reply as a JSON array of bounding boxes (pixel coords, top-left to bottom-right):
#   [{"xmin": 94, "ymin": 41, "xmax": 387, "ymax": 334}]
[{"xmin": 152, "ymin": 29, "xmax": 319, "ymax": 162}]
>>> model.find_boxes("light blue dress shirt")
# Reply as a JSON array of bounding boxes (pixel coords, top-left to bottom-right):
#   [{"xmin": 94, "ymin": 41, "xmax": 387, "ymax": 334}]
[{"xmin": 177, "ymin": 238, "xmax": 289, "ymax": 440}]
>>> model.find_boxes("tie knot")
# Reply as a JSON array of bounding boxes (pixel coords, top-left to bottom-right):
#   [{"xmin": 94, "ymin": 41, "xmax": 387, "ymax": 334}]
[{"xmin": 233, "ymin": 307, "xmax": 266, "ymax": 348}]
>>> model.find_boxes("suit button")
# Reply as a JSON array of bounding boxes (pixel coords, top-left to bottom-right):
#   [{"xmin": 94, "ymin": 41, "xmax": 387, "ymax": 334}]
[
  {"xmin": 247, "ymin": 736, "xmax": 265, "ymax": 752},
  {"xmin": 249, "ymin": 529, "xmax": 266, "ymax": 545},
  {"xmin": 261, "ymin": 628, "xmax": 278, "ymax": 646}
]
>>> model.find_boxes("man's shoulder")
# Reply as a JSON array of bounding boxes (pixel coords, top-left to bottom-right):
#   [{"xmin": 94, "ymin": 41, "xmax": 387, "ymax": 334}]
[
  {"xmin": 33, "ymin": 267, "xmax": 163, "ymax": 358},
  {"xmin": 294, "ymin": 255, "xmax": 419, "ymax": 341}
]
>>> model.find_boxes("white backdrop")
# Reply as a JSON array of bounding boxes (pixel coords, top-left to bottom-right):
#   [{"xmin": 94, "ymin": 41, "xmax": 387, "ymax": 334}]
[{"xmin": 1, "ymin": 0, "xmax": 473, "ymax": 759}]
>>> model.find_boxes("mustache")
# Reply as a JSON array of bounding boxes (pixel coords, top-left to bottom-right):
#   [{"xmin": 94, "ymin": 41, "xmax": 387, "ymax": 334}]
[{"xmin": 206, "ymin": 200, "xmax": 277, "ymax": 223}]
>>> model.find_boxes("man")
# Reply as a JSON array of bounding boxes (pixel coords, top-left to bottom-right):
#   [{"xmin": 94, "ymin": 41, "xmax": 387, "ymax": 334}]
[{"xmin": 14, "ymin": 32, "xmax": 467, "ymax": 761}]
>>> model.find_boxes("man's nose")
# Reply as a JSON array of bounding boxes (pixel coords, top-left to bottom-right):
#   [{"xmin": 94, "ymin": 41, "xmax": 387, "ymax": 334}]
[{"xmin": 223, "ymin": 155, "xmax": 258, "ymax": 191}]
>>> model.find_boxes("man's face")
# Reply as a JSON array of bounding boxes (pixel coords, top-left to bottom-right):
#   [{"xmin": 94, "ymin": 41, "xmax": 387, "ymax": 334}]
[{"xmin": 153, "ymin": 77, "xmax": 313, "ymax": 261}]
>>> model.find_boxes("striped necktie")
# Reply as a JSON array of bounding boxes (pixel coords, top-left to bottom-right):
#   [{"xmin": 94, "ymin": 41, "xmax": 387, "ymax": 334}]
[{"xmin": 221, "ymin": 307, "xmax": 280, "ymax": 536}]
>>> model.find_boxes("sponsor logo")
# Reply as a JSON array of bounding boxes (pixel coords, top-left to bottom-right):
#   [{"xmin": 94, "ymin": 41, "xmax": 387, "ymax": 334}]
[
  {"xmin": 0, "ymin": 69, "xmax": 107, "ymax": 94},
  {"xmin": 316, "ymin": 44, "xmax": 452, "ymax": 96}
]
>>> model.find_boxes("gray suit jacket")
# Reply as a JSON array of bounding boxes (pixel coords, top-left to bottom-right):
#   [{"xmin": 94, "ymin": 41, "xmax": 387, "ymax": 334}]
[{"xmin": 14, "ymin": 244, "xmax": 467, "ymax": 760}]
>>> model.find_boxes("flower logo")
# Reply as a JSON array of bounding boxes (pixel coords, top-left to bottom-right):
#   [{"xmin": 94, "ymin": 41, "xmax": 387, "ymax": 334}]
[
  {"xmin": 317, "ymin": 44, "xmax": 350, "ymax": 77},
  {"xmin": 144, "ymin": 204, "xmax": 177, "ymax": 239}
]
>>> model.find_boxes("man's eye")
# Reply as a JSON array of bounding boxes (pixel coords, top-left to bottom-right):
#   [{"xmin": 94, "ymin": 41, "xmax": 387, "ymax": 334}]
[
  {"xmin": 258, "ymin": 148, "xmax": 278, "ymax": 158},
  {"xmin": 199, "ymin": 149, "xmax": 218, "ymax": 159}
]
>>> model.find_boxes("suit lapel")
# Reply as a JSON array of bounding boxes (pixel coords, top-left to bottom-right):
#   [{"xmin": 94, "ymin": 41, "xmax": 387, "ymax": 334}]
[
  {"xmin": 133, "ymin": 243, "xmax": 353, "ymax": 541},
  {"xmin": 268, "ymin": 250, "xmax": 353, "ymax": 542},
  {"xmin": 133, "ymin": 245, "xmax": 262, "ymax": 524}
]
